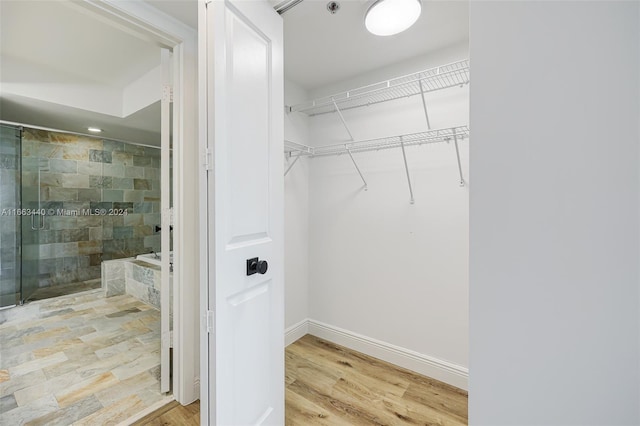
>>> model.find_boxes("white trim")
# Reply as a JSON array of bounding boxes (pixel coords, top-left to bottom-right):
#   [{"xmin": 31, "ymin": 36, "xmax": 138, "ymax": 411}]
[
  {"xmin": 79, "ymin": 0, "xmax": 200, "ymax": 406},
  {"xmin": 285, "ymin": 318, "xmax": 309, "ymax": 346},
  {"xmin": 115, "ymin": 395, "xmax": 175, "ymax": 426},
  {"xmin": 307, "ymin": 319, "xmax": 468, "ymax": 391}
]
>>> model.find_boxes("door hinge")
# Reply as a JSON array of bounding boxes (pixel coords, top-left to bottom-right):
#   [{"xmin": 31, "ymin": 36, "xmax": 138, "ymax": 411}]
[
  {"xmin": 204, "ymin": 148, "xmax": 213, "ymax": 171},
  {"xmin": 206, "ymin": 310, "xmax": 215, "ymax": 333},
  {"xmin": 162, "ymin": 85, "xmax": 173, "ymax": 103}
]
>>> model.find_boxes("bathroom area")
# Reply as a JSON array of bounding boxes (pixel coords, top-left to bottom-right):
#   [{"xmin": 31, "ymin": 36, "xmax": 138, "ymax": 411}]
[
  {"xmin": 0, "ymin": 123, "xmax": 174, "ymax": 424},
  {"xmin": 0, "ymin": 124, "xmax": 164, "ymax": 306}
]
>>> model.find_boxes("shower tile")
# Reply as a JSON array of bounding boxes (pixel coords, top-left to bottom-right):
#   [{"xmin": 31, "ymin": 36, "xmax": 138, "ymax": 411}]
[
  {"xmin": 77, "ymin": 161, "xmax": 103, "ymax": 176},
  {"xmin": 76, "ymin": 216, "xmax": 102, "ymax": 228},
  {"xmin": 133, "ymin": 202, "xmax": 153, "ymax": 214},
  {"xmin": 48, "ymin": 188, "xmax": 78, "ymax": 201},
  {"xmin": 112, "ymin": 177, "xmax": 133, "ymax": 190},
  {"xmin": 89, "ymin": 227, "xmax": 103, "ymax": 241},
  {"xmin": 143, "ymin": 167, "xmax": 160, "ymax": 180},
  {"xmin": 87, "ymin": 254, "xmax": 100, "ymax": 267},
  {"xmin": 62, "ymin": 174, "xmax": 90, "ymax": 189},
  {"xmin": 49, "ymin": 217, "xmax": 78, "ymax": 231},
  {"xmin": 37, "ymin": 143, "xmax": 63, "ymax": 159},
  {"xmin": 22, "ymin": 128, "xmax": 49, "ymax": 143},
  {"xmin": 143, "ymin": 147, "xmax": 159, "ymax": 157},
  {"xmin": 21, "ymin": 172, "xmax": 38, "ymax": 187},
  {"xmin": 62, "ymin": 146, "xmax": 89, "ymax": 161},
  {"xmin": 103, "ymin": 140, "xmax": 124, "ymax": 152},
  {"xmin": 103, "ymin": 190, "xmax": 124, "ymax": 202},
  {"xmin": 124, "ymin": 166, "xmax": 144, "ymax": 178},
  {"xmin": 102, "ymin": 227, "xmax": 113, "ymax": 240},
  {"xmin": 143, "ymin": 190, "xmax": 159, "ymax": 202},
  {"xmin": 151, "ymin": 157, "xmax": 160, "ymax": 168},
  {"xmin": 123, "ymin": 190, "xmax": 143, "ymax": 203},
  {"xmin": 124, "ymin": 144, "xmax": 144, "ymax": 155},
  {"xmin": 113, "ymin": 227, "xmax": 133, "ymax": 240},
  {"xmin": 19, "ymin": 140, "xmax": 37, "ymax": 156},
  {"xmin": 144, "ymin": 213, "xmax": 160, "ymax": 225},
  {"xmin": 49, "ymin": 159, "xmax": 77, "ymax": 174},
  {"xmin": 0, "ymin": 154, "xmax": 18, "ymax": 169},
  {"xmin": 102, "ymin": 164, "xmax": 124, "ymax": 177},
  {"xmin": 123, "ymin": 214, "xmax": 143, "ymax": 226},
  {"xmin": 40, "ymin": 173, "xmax": 63, "ymax": 187},
  {"xmin": 63, "ymin": 228, "xmax": 89, "ymax": 243},
  {"xmin": 133, "ymin": 226, "xmax": 153, "ymax": 238},
  {"xmin": 78, "ymin": 241, "xmax": 101, "ymax": 255},
  {"xmin": 113, "ymin": 202, "xmax": 133, "ymax": 212},
  {"xmin": 132, "ymin": 156, "xmax": 151, "ymax": 167},
  {"xmin": 89, "ymin": 150, "xmax": 112, "ymax": 164},
  {"xmin": 77, "ymin": 189, "xmax": 101, "ymax": 202},
  {"xmin": 89, "ymin": 175, "xmax": 112, "ymax": 189},
  {"xmin": 89, "ymin": 202, "xmax": 113, "ymax": 211},
  {"xmin": 112, "ymin": 151, "xmax": 133, "ymax": 166},
  {"xmin": 133, "ymin": 179, "xmax": 151, "ymax": 190}
]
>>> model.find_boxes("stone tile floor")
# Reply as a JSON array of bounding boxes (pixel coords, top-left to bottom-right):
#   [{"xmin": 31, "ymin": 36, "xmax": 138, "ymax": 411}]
[{"xmin": 0, "ymin": 289, "xmax": 165, "ymax": 425}]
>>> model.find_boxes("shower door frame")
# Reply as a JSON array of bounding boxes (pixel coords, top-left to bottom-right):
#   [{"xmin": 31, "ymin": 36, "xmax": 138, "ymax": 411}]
[{"xmin": 65, "ymin": 0, "xmax": 197, "ymax": 406}]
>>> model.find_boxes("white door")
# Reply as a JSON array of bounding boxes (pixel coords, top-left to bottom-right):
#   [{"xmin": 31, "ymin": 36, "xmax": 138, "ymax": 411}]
[{"xmin": 203, "ymin": 0, "xmax": 284, "ymax": 424}]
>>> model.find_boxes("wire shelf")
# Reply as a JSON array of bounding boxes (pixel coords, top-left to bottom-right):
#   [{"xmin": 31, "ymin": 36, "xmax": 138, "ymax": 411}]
[
  {"xmin": 286, "ymin": 126, "xmax": 469, "ymax": 158},
  {"xmin": 288, "ymin": 59, "xmax": 469, "ymax": 116}
]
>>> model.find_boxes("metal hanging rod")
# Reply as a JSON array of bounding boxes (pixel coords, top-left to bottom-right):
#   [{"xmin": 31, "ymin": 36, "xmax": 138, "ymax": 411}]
[
  {"xmin": 287, "ymin": 59, "xmax": 469, "ymax": 116},
  {"xmin": 285, "ymin": 126, "xmax": 469, "ymax": 158}
]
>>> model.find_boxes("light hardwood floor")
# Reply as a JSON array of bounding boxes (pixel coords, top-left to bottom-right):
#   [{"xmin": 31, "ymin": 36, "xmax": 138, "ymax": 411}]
[
  {"xmin": 132, "ymin": 400, "xmax": 200, "ymax": 425},
  {"xmin": 144, "ymin": 334, "xmax": 467, "ymax": 425},
  {"xmin": 286, "ymin": 335, "xmax": 468, "ymax": 425}
]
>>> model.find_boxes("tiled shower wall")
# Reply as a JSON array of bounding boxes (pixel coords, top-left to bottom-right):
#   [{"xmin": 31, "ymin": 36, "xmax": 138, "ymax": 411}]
[
  {"xmin": 22, "ymin": 128, "xmax": 161, "ymax": 288},
  {"xmin": 0, "ymin": 126, "xmax": 20, "ymax": 305}
]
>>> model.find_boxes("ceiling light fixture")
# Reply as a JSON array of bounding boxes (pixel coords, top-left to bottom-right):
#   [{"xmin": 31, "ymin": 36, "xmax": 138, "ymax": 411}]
[
  {"xmin": 87, "ymin": 127, "xmax": 102, "ymax": 133},
  {"xmin": 365, "ymin": 0, "xmax": 422, "ymax": 36}
]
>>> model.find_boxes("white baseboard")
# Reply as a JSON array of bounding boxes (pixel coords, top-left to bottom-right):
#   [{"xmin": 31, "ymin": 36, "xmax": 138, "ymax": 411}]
[
  {"xmin": 306, "ymin": 319, "xmax": 468, "ymax": 391},
  {"xmin": 284, "ymin": 318, "xmax": 309, "ymax": 346}
]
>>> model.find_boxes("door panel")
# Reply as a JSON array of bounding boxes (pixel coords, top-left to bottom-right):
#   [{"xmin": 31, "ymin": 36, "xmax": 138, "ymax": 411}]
[{"xmin": 204, "ymin": 0, "xmax": 284, "ymax": 424}]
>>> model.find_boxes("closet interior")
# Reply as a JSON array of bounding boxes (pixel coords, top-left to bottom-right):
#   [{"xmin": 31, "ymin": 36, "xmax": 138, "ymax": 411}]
[{"xmin": 281, "ymin": 0, "xmax": 470, "ymax": 397}]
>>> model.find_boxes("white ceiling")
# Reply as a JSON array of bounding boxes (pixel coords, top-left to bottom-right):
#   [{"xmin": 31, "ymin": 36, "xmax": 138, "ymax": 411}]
[
  {"xmin": 0, "ymin": 0, "xmax": 468, "ymax": 144},
  {"xmin": 283, "ymin": 0, "xmax": 469, "ymax": 89},
  {"xmin": 0, "ymin": 1, "xmax": 162, "ymax": 145}
]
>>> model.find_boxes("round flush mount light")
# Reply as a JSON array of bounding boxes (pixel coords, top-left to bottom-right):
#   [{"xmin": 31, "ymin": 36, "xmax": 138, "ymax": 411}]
[
  {"xmin": 365, "ymin": 0, "xmax": 422, "ymax": 36},
  {"xmin": 87, "ymin": 127, "xmax": 102, "ymax": 133}
]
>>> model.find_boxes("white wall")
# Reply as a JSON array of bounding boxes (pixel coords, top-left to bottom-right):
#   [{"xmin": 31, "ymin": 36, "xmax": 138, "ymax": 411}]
[
  {"xmin": 284, "ymin": 79, "xmax": 310, "ymax": 330},
  {"xmin": 304, "ymin": 43, "xmax": 470, "ymax": 387},
  {"xmin": 469, "ymin": 1, "xmax": 640, "ymax": 424}
]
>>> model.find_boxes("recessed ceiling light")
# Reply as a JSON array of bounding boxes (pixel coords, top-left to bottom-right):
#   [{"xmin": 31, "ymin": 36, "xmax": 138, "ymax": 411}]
[
  {"xmin": 87, "ymin": 127, "xmax": 102, "ymax": 133},
  {"xmin": 365, "ymin": 0, "xmax": 422, "ymax": 36}
]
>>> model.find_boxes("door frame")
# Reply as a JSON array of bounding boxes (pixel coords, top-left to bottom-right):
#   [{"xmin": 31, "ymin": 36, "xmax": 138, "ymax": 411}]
[{"xmin": 72, "ymin": 0, "xmax": 200, "ymax": 405}]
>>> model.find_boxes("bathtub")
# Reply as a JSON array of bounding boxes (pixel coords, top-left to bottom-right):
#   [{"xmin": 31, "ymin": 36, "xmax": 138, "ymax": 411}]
[{"xmin": 136, "ymin": 251, "xmax": 173, "ymax": 267}]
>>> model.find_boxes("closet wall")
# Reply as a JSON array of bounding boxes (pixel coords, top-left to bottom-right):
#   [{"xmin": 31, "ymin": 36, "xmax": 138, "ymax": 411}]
[
  {"xmin": 284, "ymin": 80, "xmax": 311, "ymax": 330},
  {"xmin": 285, "ymin": 41, "xmax": 469, "ymax": 388}
]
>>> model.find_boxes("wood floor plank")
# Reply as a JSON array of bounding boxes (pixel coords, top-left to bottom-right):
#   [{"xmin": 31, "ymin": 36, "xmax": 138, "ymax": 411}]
[
  {"xmin": 285, "ymin": 335, "xmax": 468, "ymax": 426},
  {"xmin": 137, "ymin": 334, "xmax": 468, "ymax": 426}
]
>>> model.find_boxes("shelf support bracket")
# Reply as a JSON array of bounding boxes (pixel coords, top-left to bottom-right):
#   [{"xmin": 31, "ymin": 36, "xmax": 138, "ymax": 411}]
[
  {"xmin": 419, "ymin": 80, "xmax": 432, "ymax": 130},
  {"xmin": 452, "ymin": 129, "xmax": 465, "ymax": 187},
  {"xmin": 332, "ymin": 97, "xmax": 355, "ymax": 141},
  {"xmin": 284, "ymin": 155, "xmax": 300, "ymax": 177},
  {"xmin": 399, "ymin": 136, "xmax": 415, "ymax": 204},
  {"xmin": 346, "ymin": 147, "xmax": 367, "ymax": 190}
]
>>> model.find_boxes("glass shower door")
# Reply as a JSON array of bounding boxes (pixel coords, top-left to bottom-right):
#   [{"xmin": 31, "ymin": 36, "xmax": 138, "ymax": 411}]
[
  {"xmin": 20, "ymin": 129, "xmax": 43, "ymax": 303},
  {"xmin": 0, "ymin": 125, "xmax": 21, "ymax": 308}
]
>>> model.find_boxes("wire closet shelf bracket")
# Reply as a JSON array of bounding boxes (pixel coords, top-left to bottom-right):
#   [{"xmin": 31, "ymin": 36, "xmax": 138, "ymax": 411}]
[{"xmin": 284, "ymin": 59, "xmax": 470, "ymax": 203}]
